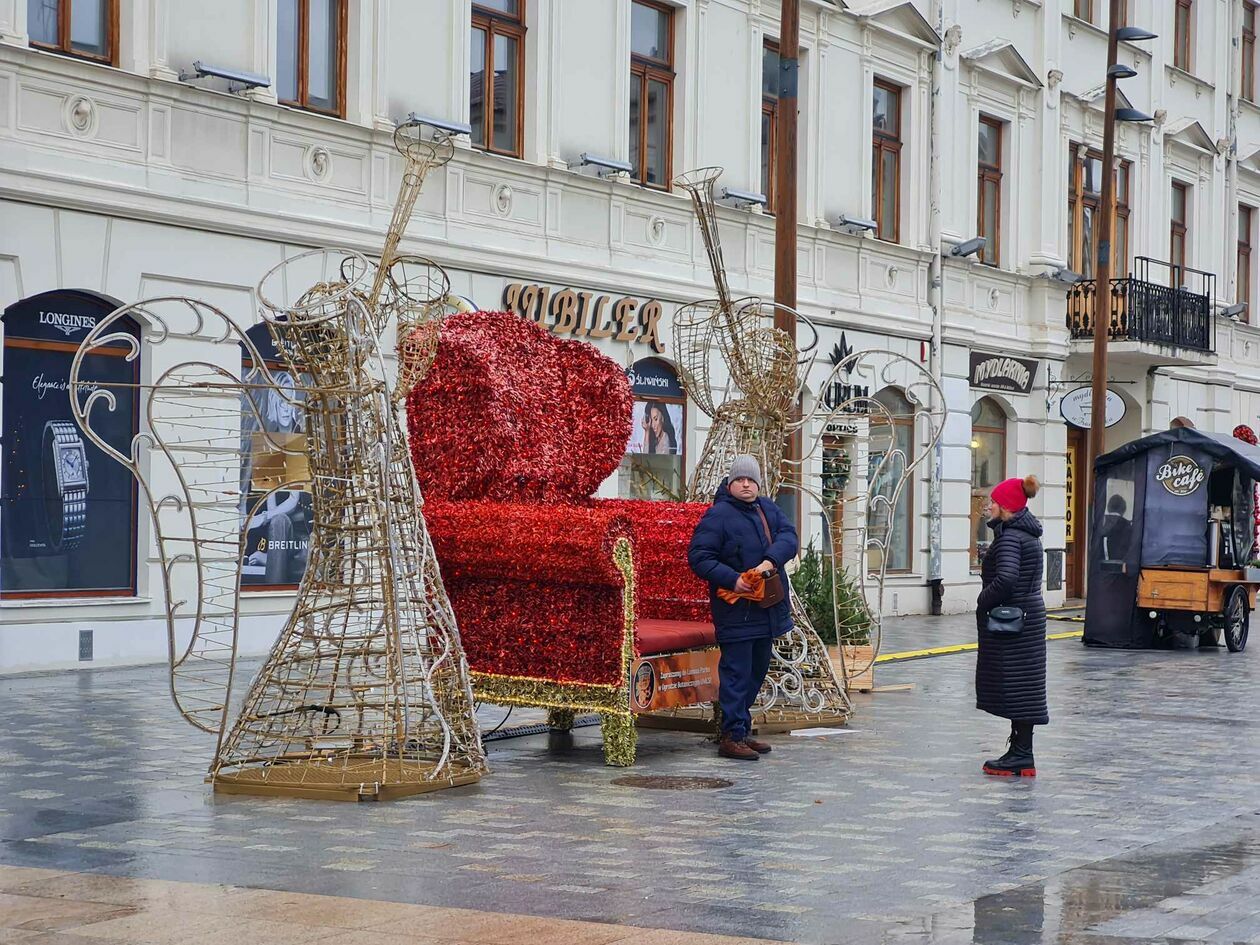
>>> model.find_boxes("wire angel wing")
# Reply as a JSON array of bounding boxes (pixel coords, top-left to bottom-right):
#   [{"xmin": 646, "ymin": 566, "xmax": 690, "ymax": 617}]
[{"xmin": 69, "ymin": 298, "xmax": 309, "ymax": 741}]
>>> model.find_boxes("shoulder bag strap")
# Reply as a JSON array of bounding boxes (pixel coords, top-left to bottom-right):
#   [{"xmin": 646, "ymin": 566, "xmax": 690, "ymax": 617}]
[{"xmin": 755, "ymin": 504, "xmax": 774, "ymax": 549}]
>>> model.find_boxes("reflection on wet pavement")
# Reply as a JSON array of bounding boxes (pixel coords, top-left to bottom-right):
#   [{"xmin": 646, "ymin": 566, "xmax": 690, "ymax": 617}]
[{"xmin": 2, "ymin": 613, "xmax": 1260, "ymax": 944}]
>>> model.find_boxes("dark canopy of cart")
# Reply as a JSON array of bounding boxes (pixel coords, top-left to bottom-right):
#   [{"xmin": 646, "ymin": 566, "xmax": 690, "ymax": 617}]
[{"xmin": 1083, "ymin": 427, "xmax": 1260, "ymax": 648}]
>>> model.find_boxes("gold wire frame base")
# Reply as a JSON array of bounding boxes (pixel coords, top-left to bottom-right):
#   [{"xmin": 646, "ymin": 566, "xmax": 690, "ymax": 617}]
[{"xmin": 209, "ymin": 758, "xmax": 483, "ymax": 802}]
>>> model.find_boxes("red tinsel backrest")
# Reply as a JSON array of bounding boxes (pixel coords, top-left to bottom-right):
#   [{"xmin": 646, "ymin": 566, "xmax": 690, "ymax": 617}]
[{"xmin": 407, "ymin": 311, "xmax": 633, "ymax": 503}]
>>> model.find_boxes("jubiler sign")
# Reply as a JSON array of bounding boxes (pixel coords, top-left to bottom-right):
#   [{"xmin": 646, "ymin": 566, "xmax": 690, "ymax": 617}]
[
  {"xmin": 969, "ymin": 352, "xmax": 1039, "ymax": 394},
  {"xmin": 502, "ymin": 283, "xmax": 665, "ymax": 354}
]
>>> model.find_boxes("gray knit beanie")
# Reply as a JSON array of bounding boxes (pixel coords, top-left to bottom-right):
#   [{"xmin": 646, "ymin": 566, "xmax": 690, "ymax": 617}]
[{"xmin": 728, "ymin": 454, "xmax": 762, "ymax": 487}]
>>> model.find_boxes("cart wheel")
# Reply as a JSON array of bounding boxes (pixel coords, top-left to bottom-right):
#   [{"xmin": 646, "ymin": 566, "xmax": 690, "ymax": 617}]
[{"xmin": 1225, "ymin": 587, "xmax": 1250, "ymax": 653}]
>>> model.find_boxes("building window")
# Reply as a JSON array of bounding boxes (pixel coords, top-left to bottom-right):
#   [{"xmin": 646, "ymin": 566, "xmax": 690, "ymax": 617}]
[
  {"xmin": 1073, "ymin": 0, "xmax": 1093, "ymax": 22},
  {"xmin": 26, "ymin": 0, "xmax": 116, "ymax": 64},
  {"xmin": 629, "ymin": 1, "xmax": 674, "ymax": 189},
  {"xmin": 1171, "ymin": 181, "xmax": 1189, "ymax": 283},
  {"xmin": 872, "ymin": 80, "xmax": 902, "ymax": 243},
  {"xmin": 1239, "ymin": 205, "xmax": 1253, "ymax": 324},
  {"xmin": 1245, "ymin": 3, "xmax": 1257, "ymax": 102},
  {"xmin": 761, "ymin": 40, "xmax": 779, "ymax": 212},
  {"xmin": 470, "ymin": 0, "xmax": 526, "ymax": 158},
  {"xmin": 1068, "ymin": 146, "xmax": 1131, "ymax": 279},
  {"xmin": 277, "ymin": 0, "xmax": 347, "ymax": 117},
  {"xmin": 977, "ymin": 117, "xmax": 1003, "ymax": 267},
  {"xmin": 970, "ymin": 398, "xmax": 1007, "ymax": 572},
  {"xmin": 619, "ymin": 358, "xmax": 686, "ymax": 501},
  {"xmin": 867, "ymin": 387, "xmax": 915, "ymax": 574},
  {"xmin": 1174, "ymin": 0, "xmax": 1193, "ymax": 72}
]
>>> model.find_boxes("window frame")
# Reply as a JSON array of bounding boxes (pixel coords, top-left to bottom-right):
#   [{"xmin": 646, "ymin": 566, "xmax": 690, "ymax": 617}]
[
  {"xmin": 1240, "ymin": 205, "xmax": 1253, "ymax": 324},
  {"xmin": 867, "ymin": 387, "xmax": 916, "ymax": 575},
  {"xmin": 977, "ymin": 116, "xmax": 1003, "ymax": 268},
  {"xmin": 1174, "ymin": 0, "xmax": 1193, "ymax": 73},
  {"xmin": 969, "ymin": 398, "xmax": 1007, "ymax": 573},
  {"xmin": 470, "ymin": 0, "xmax": 527, "ymax": 159},
  {"xmin": 278, "ymin": 0, "xmax": 349, "ymax": 119},
  {"xmin": 761, "ymin": 39, "xmax": 780, "ymax": 214},
  {"xmin": 1068, "ymin": 145, "xmax": 1132, "ymax": 279},
  {"xmin": 27, "ymin": 0, "xmax": 118, "ymax": 66},
  {"xmin": 1171, "ymin": 180, "xmax": 1189, "ymax": 284},
  {"xmin": 1073, "ymin": 0, "xmax": 1094, "ymax": 23},
  {"xmin": 1244, "ymin": 2, "xmax": 1257, "ymax": 102},
  {"xmin": 629, "ymin": 0, "xmax": 675, "ymax": 191},
  {"xmin": 872, "ymin": 78, "xmax": 903, "ymax": 244}
]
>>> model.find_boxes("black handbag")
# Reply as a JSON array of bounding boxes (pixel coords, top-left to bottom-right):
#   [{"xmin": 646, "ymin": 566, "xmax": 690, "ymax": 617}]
[{"xmin": 986, "ymin": 605, "xmax": 1025, "ymax": 635}]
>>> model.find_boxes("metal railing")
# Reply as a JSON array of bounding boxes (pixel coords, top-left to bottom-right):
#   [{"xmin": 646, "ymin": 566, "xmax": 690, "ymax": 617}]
[{"xmin": 1066, "ymin": 256, "xmax": 1215, "ymax": 354}]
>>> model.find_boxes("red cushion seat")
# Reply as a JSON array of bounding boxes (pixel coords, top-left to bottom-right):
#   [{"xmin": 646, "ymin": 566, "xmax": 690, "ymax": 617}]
[{"xmin": 635, "ymin": 618, "xmax": 717, "ymax": 656}]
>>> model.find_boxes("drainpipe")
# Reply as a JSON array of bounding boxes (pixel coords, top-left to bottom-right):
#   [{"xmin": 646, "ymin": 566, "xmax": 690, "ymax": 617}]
[
  {"xmin": 926, "ymin": 0, "xmax": 945, "ymax": 615},
  {"xmin": 1226, "ymin": 0, "xmax": 1241, "ymax": 307}
]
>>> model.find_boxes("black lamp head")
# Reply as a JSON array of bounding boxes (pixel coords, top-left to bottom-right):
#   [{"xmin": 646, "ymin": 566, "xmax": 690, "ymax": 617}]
[
  {"xmin": 1116, "ymin": 26, "xmax": 1158, "ymax": 41},
  {"xmin": 1115, "ymin": 107, "xmax": 1154, "ymax": 122}
]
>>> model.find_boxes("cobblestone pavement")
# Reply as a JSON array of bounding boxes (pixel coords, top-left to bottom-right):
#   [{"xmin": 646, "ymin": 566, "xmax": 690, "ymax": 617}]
[{"xmin": 1, "ymin": 613, "xmax": 1259, "ymax": 944}]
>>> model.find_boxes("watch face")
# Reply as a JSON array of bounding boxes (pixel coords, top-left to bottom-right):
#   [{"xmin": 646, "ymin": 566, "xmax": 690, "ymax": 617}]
[{"xmin": 58, "ymin": 444, "xmax": 88, "ymax": 488}]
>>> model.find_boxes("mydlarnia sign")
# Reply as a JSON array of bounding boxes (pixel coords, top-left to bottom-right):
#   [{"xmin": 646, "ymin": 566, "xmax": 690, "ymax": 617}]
[{"xmin": 1059, "ymin": 386, "xmax": 1126, "ymax": 429}]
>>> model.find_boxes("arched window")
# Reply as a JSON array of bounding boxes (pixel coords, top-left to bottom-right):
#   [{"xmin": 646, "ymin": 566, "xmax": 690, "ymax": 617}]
[
  {"xmin": 970, "ymin": 397, "xmax": 1008, "ymax": 570},
  {"xmin": 867, "ymin": 387, "xmax": 915, "ymax": 573},
  {"xmin": 618, "ymin": 358, "xmax": 686, "ymax": 500}
]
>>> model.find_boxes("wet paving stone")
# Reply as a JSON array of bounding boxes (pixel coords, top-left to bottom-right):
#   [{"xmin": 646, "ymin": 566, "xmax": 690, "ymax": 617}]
[{"xmin": 1, "ymin": 614, "xmax": 1260, "ymax": 943}]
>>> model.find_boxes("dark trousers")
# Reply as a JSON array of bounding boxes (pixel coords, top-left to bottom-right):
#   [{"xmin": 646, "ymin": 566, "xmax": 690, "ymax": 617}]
[{"xmin": 718, "ymin": 637, "xmax": 774, "ymax": 740}]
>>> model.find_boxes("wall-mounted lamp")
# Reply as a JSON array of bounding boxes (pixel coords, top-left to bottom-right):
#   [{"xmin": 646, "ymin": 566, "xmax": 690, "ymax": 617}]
[
  {"xmin": 835, "ymin": 214, "xmax": 878, "ymax": 234},
  {"xmin": 949, "ymin": 236, "xmax": 987, "ymax": 258},
  {"xmin": 405, "ymin": 113, "xmax": 472, "ymax": 137},
  {"xmin": 1221, "ymin": 302, "xmax": 1248, "ymax": 319},
  {"xmin": 721, "ymin": 187, "xmax": 768, "ymax": 209},
  {"xmin": 1115, "ymin": 107, "xmax": 1155, "ymax": 122},
  {"xmin": 1045, "ymin": 267, "xmax": 1086, "ymax": 285},
  {"xmin": 178, "ymin": 61, "xmax": 271, "ymax": 93},
  {"xmin": 570, "ymin": 153, "xmax": 633, "ymax": 179}
]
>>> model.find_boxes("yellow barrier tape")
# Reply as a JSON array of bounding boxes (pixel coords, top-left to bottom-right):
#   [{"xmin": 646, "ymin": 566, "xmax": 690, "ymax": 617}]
[{"xmin": 876, "ymin": 629, "xmax": 1084, "ymax": 664}]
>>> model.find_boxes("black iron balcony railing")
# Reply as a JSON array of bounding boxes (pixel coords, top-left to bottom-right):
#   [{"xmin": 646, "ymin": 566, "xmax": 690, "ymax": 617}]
[{"xmin": 1066, "ymin": 256, "xmax": 1216, "ymax": 354}]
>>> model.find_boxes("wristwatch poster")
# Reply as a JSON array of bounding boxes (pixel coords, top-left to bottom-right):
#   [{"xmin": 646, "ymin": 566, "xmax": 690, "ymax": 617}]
[{"xmin": 1, "ymin": 289, "xmax": 140, "ymax": 596}]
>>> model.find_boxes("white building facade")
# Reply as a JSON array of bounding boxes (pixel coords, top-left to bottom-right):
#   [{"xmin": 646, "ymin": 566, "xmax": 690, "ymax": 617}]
[{"xmin": 2, "ymin": 0, "xmax": 1259, "ymax": 672}]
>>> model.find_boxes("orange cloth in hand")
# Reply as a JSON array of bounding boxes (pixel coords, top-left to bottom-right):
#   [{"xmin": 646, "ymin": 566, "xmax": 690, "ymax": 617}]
[{"xmin": 717, "ymin": 569, "xmax": 766, "ymax": 604}]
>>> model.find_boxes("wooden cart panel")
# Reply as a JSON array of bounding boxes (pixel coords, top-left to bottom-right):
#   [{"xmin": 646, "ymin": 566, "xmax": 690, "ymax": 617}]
[{"xmin": 1137, "ymin": 568, "xmax": 1258, "ymax": 612}]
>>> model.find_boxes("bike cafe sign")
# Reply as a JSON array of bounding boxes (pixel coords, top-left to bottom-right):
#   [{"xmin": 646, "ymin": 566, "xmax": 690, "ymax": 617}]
[
  {"xmin": 1155, "ymin": 454, "xmax": 1206, "ymax": 496},
  {"xmin": 1059, "ymin": 386, "xmax": 1125, "ymax": 429},
  {"xmin": 502, "ymin": 283, "xmax": 665, "ymax": 354},
  {"xmin": 969, "ymin": 352, "xmax": 1039, "ymax": 395}
]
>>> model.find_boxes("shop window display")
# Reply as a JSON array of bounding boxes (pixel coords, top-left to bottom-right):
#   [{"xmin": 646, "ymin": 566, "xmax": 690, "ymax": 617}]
[
  {"xmin": 1, "ymin": 289, "xmax": 139, "ymax": 598},
  {"xmin": 239, "ymin": 324, "xmax": 312, "ymax": 590},
  {"xmin": 867, "ymin": 386, "xmax": 915, "ymax": 573},
  {"xmin": 618, "ymin": 357, "xmax": 686, "ymax": 500},
  {"xmin": 970, "ymin": 397, "xmax": 1008, "ymax": 570}
]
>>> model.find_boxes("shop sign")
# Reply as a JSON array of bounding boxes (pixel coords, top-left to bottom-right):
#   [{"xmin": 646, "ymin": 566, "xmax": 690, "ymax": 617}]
[
  {"xmin": 824, "ymin": 419, "xmax": 860, "ymax": 436},
  {"xmin": 969, "ymin": 352, "xmax": 1039, "ymax": 394},
  {"xmin": 1060, "ymin": 386, "xmax": 1125, "ymax": 429},
  {"xmin": 1, "ymin": 289, "xmax": 140, "ymax": 597},
  {"xmin": 1155, "ymin": 455, "xmax": 1206, "ymax": 496},
  {"xmin": 502, "ymin": 283, "xmax": 665, "ymax": 354},
  {"xmin": 822, "ymin": 381, "xmax": 871, "ymax": 414},
  {"xmin": 626, "ymin": 357, "xmax": 684, "ymax": 399}
]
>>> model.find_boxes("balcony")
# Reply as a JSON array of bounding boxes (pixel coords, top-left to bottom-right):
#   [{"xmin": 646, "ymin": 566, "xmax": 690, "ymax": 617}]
[{"xmin": 1066, "ymin": 257, "xmax": 1216, "ymax": 356}]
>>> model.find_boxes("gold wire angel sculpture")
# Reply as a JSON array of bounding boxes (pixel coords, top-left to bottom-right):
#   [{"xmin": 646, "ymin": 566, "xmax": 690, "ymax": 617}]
[
  {"xmin": 66, "ymin": 122, "xmax": 487, "ymax": 800},
  {"xmin": 672, "ymin": 167, "xmax": 944, "ymax": 709}
]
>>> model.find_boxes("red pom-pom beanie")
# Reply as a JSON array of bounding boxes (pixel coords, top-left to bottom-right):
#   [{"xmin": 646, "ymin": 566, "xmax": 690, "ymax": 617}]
[{"xmin": 991, "ymin": 477, "xmax": 1030, "ymax": 513}]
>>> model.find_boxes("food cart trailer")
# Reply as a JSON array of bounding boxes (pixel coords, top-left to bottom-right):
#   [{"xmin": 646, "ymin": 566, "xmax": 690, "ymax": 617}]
[{"xmin": 1084, "ymin": 427, "xmax": 1260, "ymax": 651}]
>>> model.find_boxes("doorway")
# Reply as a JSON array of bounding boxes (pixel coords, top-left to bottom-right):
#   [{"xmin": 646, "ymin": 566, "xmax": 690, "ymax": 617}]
[{"xmin": 1065, "ymin": 426, "xmax": 1087, "ymax": 599}]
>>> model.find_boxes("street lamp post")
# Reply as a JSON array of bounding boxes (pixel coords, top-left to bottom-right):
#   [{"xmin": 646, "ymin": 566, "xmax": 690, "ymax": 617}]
[{"xmin": 1086, "ymin": 3, "xmax": 1156, "ymax": 493}]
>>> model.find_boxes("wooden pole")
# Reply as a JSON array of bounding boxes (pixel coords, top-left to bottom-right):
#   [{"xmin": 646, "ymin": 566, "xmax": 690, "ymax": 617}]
[
  {"xmin": 1088, "ymin": 0, "xmax": 1123, "ymax": 496},
  {"xmin": 774, "ymin": 0, "xmax": 800, "ymax": 507},
  {"xmin": 774, "ymin": 0, "xmax": 799, "ymax": 326}
]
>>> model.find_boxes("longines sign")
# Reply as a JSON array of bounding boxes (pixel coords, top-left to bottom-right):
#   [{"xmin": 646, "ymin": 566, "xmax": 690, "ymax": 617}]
[
  {"xmin": 502, "ymin": 283, "xmax": 665, "ymax": 354},
  {"xmin": 969, "ymin": 352, "xmax": 1039, "ymax": 395}
]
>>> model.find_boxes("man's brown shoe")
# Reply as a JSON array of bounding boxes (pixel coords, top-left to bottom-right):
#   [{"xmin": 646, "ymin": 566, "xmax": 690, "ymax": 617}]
[
  {"xmin": 743, "ymin": 737, "xmax": 772, "ymax": 754},
  {"xmin": 718, "ymin": 736, "xmax": 760, "ymax": 760}
]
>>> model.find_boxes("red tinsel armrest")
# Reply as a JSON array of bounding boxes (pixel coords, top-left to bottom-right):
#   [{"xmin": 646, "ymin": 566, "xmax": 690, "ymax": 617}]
[
  {"xmin": 593, "ymin": 499, "xmax": 711, "ymax": 622},
  {"xmin": 425, "ymin": 499, "xmax": 633, "ymax": 587}
]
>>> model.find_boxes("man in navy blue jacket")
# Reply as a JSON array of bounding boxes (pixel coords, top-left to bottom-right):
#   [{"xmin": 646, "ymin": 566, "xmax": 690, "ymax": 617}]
[{"xmin": 688, "ymin": 455, "xmax": 799, "ymax": 760}]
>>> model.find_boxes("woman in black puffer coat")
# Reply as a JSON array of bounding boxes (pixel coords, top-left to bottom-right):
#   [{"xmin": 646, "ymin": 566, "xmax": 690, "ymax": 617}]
[{"xmin": 975, "ymin": 474, "xmax": 1047, "ymax": 777}]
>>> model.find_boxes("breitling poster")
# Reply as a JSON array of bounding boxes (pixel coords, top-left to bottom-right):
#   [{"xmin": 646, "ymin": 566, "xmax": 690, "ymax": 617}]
[
  {"xmin": 239, "ymin": 323, "xmax": 312, "ymax": 589},
  {"xmin": 0, "ymin": 290, "xmax": 140, "ymax": 597}
]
